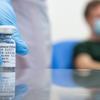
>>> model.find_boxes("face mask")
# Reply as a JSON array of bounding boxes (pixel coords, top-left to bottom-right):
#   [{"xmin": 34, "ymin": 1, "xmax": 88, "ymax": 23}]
[{"xmin": 93, "ymin": 19, "xmax": 100, "ymax": 36}]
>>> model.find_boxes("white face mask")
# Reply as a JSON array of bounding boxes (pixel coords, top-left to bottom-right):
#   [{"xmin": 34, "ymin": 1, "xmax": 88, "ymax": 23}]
[{"xmin": 93, "ymin": 19, "xmax": 100, "ymax": 36}]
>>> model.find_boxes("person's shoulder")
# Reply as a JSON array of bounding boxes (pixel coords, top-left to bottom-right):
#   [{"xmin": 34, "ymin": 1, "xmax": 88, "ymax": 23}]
[
  {"xmin": 75, "ymin": 41, "xmax": 89, "ymax": 49},
  {"xmin": 74, "ymin": 40, "xmax": 92, "ymax": 53},
  {"xmin": 73, "ymin": 41, "xmax": 91, "ymax": 59}
]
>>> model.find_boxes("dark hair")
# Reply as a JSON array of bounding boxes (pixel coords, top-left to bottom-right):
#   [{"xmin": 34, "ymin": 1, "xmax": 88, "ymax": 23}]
[{"xmin": 84, "ymin": 0, "xmax": 100, "ymax": 18}]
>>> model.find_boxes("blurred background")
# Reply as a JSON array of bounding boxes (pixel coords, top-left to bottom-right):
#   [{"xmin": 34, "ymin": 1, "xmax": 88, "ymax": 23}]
[
  {"xmin": 48, "ymin": 0, "xmax": 99, "ymax": 100},
  {"xmin": 48, "ymin": 0, "xmax": 90, "ymax": 43}
]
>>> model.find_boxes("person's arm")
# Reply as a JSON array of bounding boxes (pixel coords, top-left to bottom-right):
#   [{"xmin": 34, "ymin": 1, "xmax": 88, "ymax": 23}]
[{"xmin": 75, "ymin": 53, "xmax": 100, "ymax": 70}]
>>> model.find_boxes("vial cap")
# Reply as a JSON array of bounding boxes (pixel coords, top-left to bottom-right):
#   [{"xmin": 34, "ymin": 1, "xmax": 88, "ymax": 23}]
[{"xmin": 0, "ymin": 25, "xmax": 16, "ymax": 34}]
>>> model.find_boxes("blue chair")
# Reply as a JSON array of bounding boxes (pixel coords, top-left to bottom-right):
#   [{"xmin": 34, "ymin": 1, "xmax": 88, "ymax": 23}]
[{"xmin": 52, "ymin": 41, "xmax": 80, "ymax": 87}]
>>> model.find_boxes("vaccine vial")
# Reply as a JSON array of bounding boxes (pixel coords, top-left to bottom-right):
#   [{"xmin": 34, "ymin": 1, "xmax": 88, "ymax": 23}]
[{"xmin": 0, "ymin": 26, "xmax": 16, "ymax": 100}]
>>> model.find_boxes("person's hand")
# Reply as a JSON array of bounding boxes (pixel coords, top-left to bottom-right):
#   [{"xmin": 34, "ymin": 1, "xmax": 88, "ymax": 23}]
[
  {"xmin": 0, "ymin": 1, "xmax": 29, "ymax": 99},
  {"xmin": 0, "ymin": 1, "xmax": 29, "ymax": 58}
]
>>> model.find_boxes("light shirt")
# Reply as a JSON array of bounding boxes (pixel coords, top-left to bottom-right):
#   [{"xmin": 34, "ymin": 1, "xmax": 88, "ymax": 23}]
[{"xmin": 13, "ymin": 0, "xmax": 51, "ymax": 99}]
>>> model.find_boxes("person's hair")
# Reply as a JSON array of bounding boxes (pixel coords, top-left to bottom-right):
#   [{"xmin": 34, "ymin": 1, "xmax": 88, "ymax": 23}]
[{"xmin": 84, "ymin": 0, "xmax": 100, "ymax": 18}]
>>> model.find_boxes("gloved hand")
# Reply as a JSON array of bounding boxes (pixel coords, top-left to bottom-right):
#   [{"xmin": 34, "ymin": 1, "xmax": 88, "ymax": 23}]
[
  {"xmin": 0, "ymin": 0, "xmax": 29, "ymax": 57},
  {"xmin": 0, "ymin": 1, "xmax": 29, "ymax": 99}
]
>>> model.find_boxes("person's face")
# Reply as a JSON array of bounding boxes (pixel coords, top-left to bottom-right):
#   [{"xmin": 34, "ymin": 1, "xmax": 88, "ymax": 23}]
[{"xmin": 87, "ymin": 5, "xmax": 100, "ymax": 32}]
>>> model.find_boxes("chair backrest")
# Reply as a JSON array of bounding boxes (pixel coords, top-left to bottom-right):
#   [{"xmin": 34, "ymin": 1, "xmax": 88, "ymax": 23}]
[{"xmin": 52, "ymin": 41, "xmax": 79, "ymax": 69}]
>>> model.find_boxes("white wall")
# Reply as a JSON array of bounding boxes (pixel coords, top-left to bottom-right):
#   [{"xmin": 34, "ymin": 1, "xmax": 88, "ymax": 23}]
[{"xmin": 48, "ymin": 0, "xmax": 91, "ymax": 43}]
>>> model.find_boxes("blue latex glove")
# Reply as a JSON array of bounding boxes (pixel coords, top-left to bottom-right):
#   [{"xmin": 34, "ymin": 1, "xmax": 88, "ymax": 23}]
[
  {"xmin": 0, "ymin": 0, "xmax": 29, "ymax": 56},
  {"xmin": 0, "ymin": 0, "xmax": 29, "ymax": 99}
]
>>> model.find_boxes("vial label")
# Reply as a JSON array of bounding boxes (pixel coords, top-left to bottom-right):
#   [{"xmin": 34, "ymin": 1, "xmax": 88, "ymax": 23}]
[
  {"xmin": 0, "ymin": 72, "xmax": 15, "ymax": 100},
  {"xmin": 0, "ymin": 43, "xmax": 16, "ymax": 99},
  {"xmin": 0, "ymin": 43, "xmax": 16, "ymax": 67}
]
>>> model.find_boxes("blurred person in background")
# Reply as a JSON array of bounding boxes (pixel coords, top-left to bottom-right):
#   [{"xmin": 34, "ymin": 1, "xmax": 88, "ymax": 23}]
[
  {"xmin": 73, "ymin": 1, "xmax": 100, "ymax": 99},
  {"xmin": 0, "ymin": 0, "xmax": 51, "ymax": 100}
]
